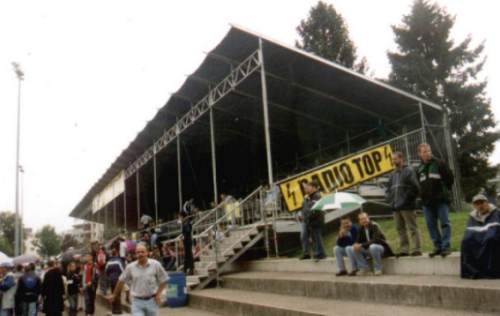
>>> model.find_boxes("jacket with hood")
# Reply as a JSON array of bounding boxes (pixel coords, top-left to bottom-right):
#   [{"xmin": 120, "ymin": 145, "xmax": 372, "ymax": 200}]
[
  {"xmin": 386, "ymin": 165, "xmax": 419, "ymax": 211},
  {"xmin": 467, "ymin": 204, "xmax": 499, "ymax": 227}
]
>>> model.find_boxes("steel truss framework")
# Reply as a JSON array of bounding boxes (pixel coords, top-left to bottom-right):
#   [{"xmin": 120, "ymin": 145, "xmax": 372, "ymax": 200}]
[{"xmin": 124, "ymin": 50, "xmax": 261, "ymax": 178}]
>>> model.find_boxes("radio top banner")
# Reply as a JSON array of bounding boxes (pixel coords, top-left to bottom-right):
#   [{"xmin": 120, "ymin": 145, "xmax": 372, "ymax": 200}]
[{"xmin": 278, "ymin": 144, "xmax": 395, "ymax": 212}]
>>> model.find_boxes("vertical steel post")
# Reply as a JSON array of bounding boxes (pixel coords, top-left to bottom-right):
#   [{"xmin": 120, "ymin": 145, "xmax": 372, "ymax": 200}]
[
  {"xmin": 403, "ymin": 126, "xmax": 411, "ymax": 162},
  {"xmin": 418, "ymin": 103, "xmax": 427, "ymax": 143},
  {"xmin": 153, "ymin": 153, "xmax": 159, "ymax": 224},
  {"xmin": 123, "ymin": 188, "xmax": 127, "ymax": 231},
  {"xmin": 258, "ymin": 38, "xmax": 274, "ymax": 186},
  {"xmin": 136, "ymin": 171, "xmax": 141, "ymax": 229},
  {"xmin": 443, "ymin": 111, "xmax": 462, "ymax": 210},
  {"xmin": 113, "ymin": 198, "xmax": 117, "ymax": 228},
  {"xmin": 210, "ymin": 108, "xmax": 218, "ymax": 205},
  {"xmin": 177, "ymin": 134, "xmax": 183, "ymax": 210},
  {"xmin": 14, "ymin": 73, "xmax": 22, "ymax": 256}
]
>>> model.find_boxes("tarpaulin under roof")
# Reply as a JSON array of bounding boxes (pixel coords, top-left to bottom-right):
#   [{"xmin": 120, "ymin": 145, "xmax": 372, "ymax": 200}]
[{"xmin": 70, "ymin": 25, "xmax": 442, "ymax": 219}]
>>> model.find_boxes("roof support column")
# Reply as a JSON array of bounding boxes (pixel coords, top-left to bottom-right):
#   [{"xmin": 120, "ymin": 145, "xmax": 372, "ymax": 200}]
[
  {"xmin": 153, "ymin": 153, "xmax": 159, "ymax": 224},
  {"xmin": 418, "ymin": 102, "xmax": 427, "ymax": 143},
  {"xmin": 136, "ymin": 171, "xmax": 141, "ymax": 230},
  {"xmin": 113, "ymin": 198, "xmax": 117, "ymax": 228},
  {"xmin": 258, "ymin": 38, "xmax": 274, "ymax": 185},
  {"xmin": 177, "ymin": 131, "xmax": 183, "ymax": 210},
  {"xmin": 210, "ymin": 108, "xmax": 218, "ymax": 205},
  {"xmin": 123, "ymin": 188, "xmax": 127, "ymax": 231}
]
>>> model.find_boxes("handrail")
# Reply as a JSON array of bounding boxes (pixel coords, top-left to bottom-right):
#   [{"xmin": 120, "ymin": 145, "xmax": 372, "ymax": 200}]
[{"xmin": 195, "ymin": 186, "xmax": 263, "ymax": 240}]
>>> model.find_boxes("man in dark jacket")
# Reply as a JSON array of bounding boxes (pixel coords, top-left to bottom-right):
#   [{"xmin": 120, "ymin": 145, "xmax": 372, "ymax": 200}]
[
  {"xmin": 106, "ymin": 245, "xmax": 125, "ymax": 315},
  {"xmin": 386, "ymin": 151, "xmax": 422, "ymax": 256},
  {"xmin": 65, "ymin": 261, "xmax": 81, "ymax": 316},
  {"xmin": 416, "ymin": 143, "xmax": 454, "ymax": 257},
  {"xmin": 16, "ymin": 263, "xmax": 41, "ymax": 316},
  {"xmin": 180, "ymin": 211, "xmax": 194, "ymax": 275},
  {"xmin": 461, "ymin": 194, "xmax": 500, "ymax": 279},
  {"xmin": 347, "ymin": 212, "xmax": 394, "ymax": 276},
  {"xmin": 41, "ymin": 261, "xmax": 65, "ymax": 316},
  {"xmin": 300, "ymin": 180, "xmax": 326, "ymax": 261},
  {"xmin": 334, "ymin": 216, "xmax": 358, "ymax": 276}
]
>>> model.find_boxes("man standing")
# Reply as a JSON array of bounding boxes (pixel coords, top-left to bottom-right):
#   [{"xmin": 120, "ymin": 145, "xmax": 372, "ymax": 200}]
[
  {"xmin": 346, "ymin": 213, "xmax": 394, "ymax": 276},
  {"xmin": 416, "ymin": 143, "xmax": 454, "ymax": 257},
  {"xmin": 0, "ymin": 264, "xmax": 17, "ymax": 316},
  {"xmin": 41, "ymin": 260, "xmax": 65, "ymax": 316},
  {"xmin": 15, "ymin": 263, "xmax": 41, "ymax": 316},
  {"xmin": 109, "ymin": 244, "xmax": 169, "ymax": 316},
  {"xmin": 461, "ymin": 194, "xmax": 500, "ymax": 279},
  {"xmin": 301, "ymin": 180, "xmax": 326, "ymax": 261},
  {"xmin": 386, "ymin": 151, "xmax": 422, "ymax": 256},
  {"xmin": 105, "ymin": 244, "xmax": 125, "ymax": 315},
  {"xmin": 82, "ymin": 254, "xmax": 97, "ymax": 316},
  {"xmin": 65, "ymin": 261, "xmax": 81, "ymax": 316},
  {"xmin": 179, "ymin": 211, "xmax": 194, "ymax": 275}
]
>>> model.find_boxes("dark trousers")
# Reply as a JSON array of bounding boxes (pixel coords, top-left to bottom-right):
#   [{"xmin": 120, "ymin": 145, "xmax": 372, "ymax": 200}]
[
  {"xmin": 67, "ymin": 294, "xmax": 78, "ymax": 316},
  {"xmin": 84, "ymin": 286, "xmax": 96, "ymax": 315},
  {"xmin": 109, "ymin": 279, "xmax": 122, "ymax": 314},
  {"xmin": 183, "ymin": 234, "xmax": 194, "ymax": 273}
]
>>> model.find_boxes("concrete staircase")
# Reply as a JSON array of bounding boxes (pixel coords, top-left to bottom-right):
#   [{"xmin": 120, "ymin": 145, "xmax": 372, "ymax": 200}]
[{"xmin": 185, "ymin": 254, "xmax": 500, "ymax": 316}]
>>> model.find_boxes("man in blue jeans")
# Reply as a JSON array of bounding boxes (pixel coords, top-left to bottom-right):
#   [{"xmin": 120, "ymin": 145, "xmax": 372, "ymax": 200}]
[
  {"xmin": 334, "ymin": 216, "xmax": 358, "ymax": 276},
  {"xmin": 109, "ymin": 244, "xmax": 168, "ymax": 316},
  {"xmin": 416, "ymin": 143, "xmax": 454, "ymax": 258},
  {"xmin": 300, "ymin": 180, "xmax": 326, "ymax": 261},
  {"xmin": 347, "ymin": 213, "xmax": 394, "ymax": 276}
]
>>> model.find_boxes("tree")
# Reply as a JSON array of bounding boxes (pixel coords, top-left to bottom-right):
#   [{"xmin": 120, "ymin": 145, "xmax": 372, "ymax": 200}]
[
  {"xmin": 60, "ymin": 234, "xmax": 81, "ymax": 252},
  {"xmin": 388, "ymin": 0, "xmax": 499, "ymax": 201},
  {"xmin": 33, "ymin": 225, "xmax": 61, "ymax": 258},
  {"xmin": 296, "ymin": 1, "xmax": 368, "ymax": 73},
  {"xmin": 0, "ymin": 211, "xmax": 24, "ymax": 256},
  {"xmin": 0, "ymin": 236, "xmax": 13, "ymax": 257}
]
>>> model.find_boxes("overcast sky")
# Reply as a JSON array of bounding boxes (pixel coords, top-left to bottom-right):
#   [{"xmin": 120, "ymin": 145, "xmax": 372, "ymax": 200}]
[{"xmin": 0, "ymin": 0, "xmax": 498, "ymax": 233}]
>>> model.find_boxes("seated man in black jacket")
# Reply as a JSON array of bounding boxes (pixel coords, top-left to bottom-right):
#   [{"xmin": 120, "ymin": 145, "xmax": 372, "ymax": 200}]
[{"xmin": 346, "ymin": 212, "xmax": 394, "ymax": 276}]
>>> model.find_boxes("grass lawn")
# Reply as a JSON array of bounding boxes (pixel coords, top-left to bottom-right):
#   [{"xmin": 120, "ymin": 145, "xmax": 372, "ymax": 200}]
[{"xmin": 287, "ymin": 210, "xmax": 471, "ymax": 257}]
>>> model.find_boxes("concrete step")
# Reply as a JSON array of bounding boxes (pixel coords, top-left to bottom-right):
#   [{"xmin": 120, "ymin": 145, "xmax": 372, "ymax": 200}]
[
  {"xmin": 228, "ymin": 253, "xmax": 461, "ymax": 276},
  {"xmin": 189, "ymin": 288, "xmax": 495, "ymax": 316},
  {"xmin": 221, "ymin": 271, "xmax": 500, "ymax": 314},
  {"xmin": 195, "ymin": 261, "xmax": 217, "ymax": 271}
]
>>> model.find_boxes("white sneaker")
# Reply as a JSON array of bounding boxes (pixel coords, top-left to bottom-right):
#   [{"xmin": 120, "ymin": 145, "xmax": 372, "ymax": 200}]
[{"xmin": 374, "ymin": 270, "xmax": 383, "ymax": 276}]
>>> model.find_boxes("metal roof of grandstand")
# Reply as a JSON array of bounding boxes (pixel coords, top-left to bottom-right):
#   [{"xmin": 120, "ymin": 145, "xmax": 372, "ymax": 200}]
[{"xmin": 70, "ymin": 24, "xmax": 442, "ymax": 218}]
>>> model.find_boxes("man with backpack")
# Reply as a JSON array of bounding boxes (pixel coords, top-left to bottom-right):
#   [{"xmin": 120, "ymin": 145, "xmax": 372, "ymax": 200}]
[{"xmin": 15, "ymin": 263, "xmax": 41, "ymax": 316}]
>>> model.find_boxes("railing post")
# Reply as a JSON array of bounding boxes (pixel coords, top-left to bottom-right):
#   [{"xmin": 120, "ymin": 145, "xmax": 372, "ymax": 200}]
[{"xmin": 260, "ymin": 189, "xmax": 270, "ymax": 258}]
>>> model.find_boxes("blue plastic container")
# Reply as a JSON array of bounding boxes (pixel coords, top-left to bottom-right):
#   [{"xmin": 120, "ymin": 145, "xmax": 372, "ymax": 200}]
[{"xmin": 166, "ymin": 272, "xmax": 187, "ymax": 307}]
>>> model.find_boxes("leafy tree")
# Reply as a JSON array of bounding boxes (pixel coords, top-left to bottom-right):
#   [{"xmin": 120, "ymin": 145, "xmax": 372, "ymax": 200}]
[
  {"xmin": 388, "ymin": 0, "xmax": 499, "ymax": 201},
  {"xmin": 60, "ymin": 234, "xmax": 81, "ymax": 252},
  {"xmin": 296, "ymin": 1, "xmax": 367, "ymax": 73},
  {"xmin": 33, "ymin": 225, "xmax": 61, "ymax": 258},
  {"xmin": 0, "ymin": 211, "xmax": 24, "ymax": 255},
  {"xmin": 0, "ymin": 236, "xmax": 13, "ymax": 257}
]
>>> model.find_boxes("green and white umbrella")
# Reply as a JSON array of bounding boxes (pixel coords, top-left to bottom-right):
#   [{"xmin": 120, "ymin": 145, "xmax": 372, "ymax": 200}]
[{"xmin": 312, "ymin": 192, "xmax": 366, "ymax": 212}]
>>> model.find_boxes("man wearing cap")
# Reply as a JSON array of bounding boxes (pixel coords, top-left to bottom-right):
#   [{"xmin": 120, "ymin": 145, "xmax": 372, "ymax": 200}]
[
  {"xmin": 461, "ymin": 194, "xmax": 500, "ymax": 279},
  {"xmin": 108, "ymin": 244, "xmax": 168, "ymax": 316}
]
